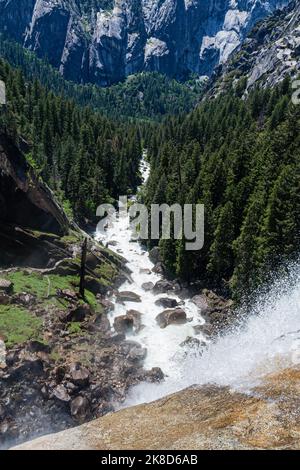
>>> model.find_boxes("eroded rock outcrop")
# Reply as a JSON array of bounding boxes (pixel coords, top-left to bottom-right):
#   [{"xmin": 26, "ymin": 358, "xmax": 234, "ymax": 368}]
[{"xmin": 211, "ymin": 1, "xmax": 300, "ymax": 93}]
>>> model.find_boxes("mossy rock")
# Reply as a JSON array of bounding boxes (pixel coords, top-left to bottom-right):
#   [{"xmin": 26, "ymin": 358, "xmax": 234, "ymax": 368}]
[
  {"xmin": 85, "ymin": 276, "xmax": 107, "ymax": 296},
  {"xmin": 51, "ymin": 259, "xmax": 80, "ymax": 276}
]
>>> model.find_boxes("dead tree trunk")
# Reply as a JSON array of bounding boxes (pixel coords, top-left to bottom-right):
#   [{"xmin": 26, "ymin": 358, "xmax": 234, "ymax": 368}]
[{"xmin": 79, "ymin": 238, "xmax": 88, "ymax": 299}]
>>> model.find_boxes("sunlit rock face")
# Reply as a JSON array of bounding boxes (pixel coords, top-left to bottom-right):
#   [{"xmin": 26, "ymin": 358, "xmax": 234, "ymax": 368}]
[
  {"xmin": 12, "ymin": 367, "xmax": 300, "ymax": 450},
  {"xmin": 0, "ymin": 0, "xmax": 290, "ymax": 85}
]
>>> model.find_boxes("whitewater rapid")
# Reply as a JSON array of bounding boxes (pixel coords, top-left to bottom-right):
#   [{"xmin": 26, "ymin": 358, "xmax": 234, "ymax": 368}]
[
  {"xmin": 96, "ymin": 159, "xmax": 300, "ymax": 407},
  {"xmin": 96, "ymin": 160, "xmax": 205, "ymax": 379}
]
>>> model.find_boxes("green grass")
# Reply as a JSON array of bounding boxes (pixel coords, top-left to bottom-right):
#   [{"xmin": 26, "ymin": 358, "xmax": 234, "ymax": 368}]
[
  {"xmin": 0, "ymin": 305, "xmax": 43, "ymax": 347},
  {"xmin": 4, "ymin": 271, "xmax": 99, "ymax": 310},
  {"xmin": 95, "ymin": 263, "xmax": 117, "ymax": 285},
  {"xmin": 0, "ymin": 267, "xmax": 107, "ymax": 349},
  {"xmin": 68, "ymin": 322, "xmax": 82, "ymax": 335}
]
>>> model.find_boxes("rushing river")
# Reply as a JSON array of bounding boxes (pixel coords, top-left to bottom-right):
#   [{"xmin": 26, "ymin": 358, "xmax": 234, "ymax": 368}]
[
  {"xmin": 96, "ymin": 160, "xmax": 205, "ymax": 380},
  {"xmin": 96, "ymin": 159, "xmax": 300, "ymax": 407}
]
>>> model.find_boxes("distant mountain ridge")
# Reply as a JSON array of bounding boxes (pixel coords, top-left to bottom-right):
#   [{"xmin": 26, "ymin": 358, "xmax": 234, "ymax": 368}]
[{"xmin": 0, "ymin": 0, "xmax": 290, "ymax": 86}]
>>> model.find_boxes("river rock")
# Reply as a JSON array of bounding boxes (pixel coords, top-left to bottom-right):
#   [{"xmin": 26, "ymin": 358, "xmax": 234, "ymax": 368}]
[
  {"xmin": 69, "ymin": 363, "xmax": 90, "ymax": 387},
  {"xmin": 70, "ymin": 396, "xmax": 90, "ymax": 421},
  {"xmin": 156, "ymin": 309, "xmax": 187, "ymax": 329},
  {"xmin": 149, "ymin": 247, "xmax": 161, "ymax": 264},
  {"xmin": 94, "ymin": 313, "xmax": 111, "ymax": 333},
  {"xmin": 53, "ymin": 385, "xmax": 71, "ymax": 403},
  {"xmin": 0, "ymin": 279, "xmax": 13, "ymax": 295},
  {"xmin": 155, "ymin": 297, "xmax": 178, "ymax": 309},
  {"xmin": 153, "ymin": 280, "xmax": 174, "ymax": 294},
  {"xmin": 116, "ymin": 291, "xmax": 141, "ymax": 303},
  {"xmin": 113, "ymin": 315, "xmax": 134, "ymax": 334},
  {"xmin": 126, "ymin": 310, "xmax": 143, "ymax": 333},
  {"xmin": 152, "ymin": 262, "xmax": 165, "ymax": 274},
  {"xmin": 142, "ymin": 282, "xmax": 154, "ymax": 292},
  {"xmin": 99, "ymin": 298, "xmax": 115, "ymax": 313}
]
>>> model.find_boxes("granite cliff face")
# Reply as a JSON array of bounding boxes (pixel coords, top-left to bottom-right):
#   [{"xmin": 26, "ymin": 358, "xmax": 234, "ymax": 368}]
[
  {"xmin": 0, "ymin": 0, "xmax": 290, "ymax": 85},
  {"xmin": 211, "ymin": 0, "xmax": 300, "ymax": 93}
]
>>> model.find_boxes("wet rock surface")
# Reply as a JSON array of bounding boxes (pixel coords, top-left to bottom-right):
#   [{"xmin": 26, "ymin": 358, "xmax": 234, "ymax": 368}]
[
  {"xmin": 155, "ymin": 297, "xmax": 178, "ymax": 309},
  {"xmin": 156, "ymin": 308, "xmax": 187, "ymax": 329},
  {"xmin": 116, "ymin": 291, "xmax": 142, "ymax": 303},
  {"xmin": 0, "ymin": 303, "xmax": 160, "ymax": 448},
  {"xmin": 13, "ymin": 367, "xmax": 300, "ymax": 450}
]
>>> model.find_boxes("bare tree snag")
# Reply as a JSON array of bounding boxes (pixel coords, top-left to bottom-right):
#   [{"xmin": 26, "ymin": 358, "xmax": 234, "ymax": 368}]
[{"xmin": 79, "ymin": 238, "xmax": 88, "ymax": 299}]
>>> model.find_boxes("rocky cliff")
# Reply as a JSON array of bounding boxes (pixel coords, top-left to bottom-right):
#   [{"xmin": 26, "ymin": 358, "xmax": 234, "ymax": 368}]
[
  {"xmin": 0, "ymin": 0, "xmax": 290, "ymax": 86},
  {"xmin": 211, "ymin": 0, "xmax": 300, "ymax": 93},
  {"xmin": 12, "ymin": 366, "xmax": 300, "ymax": 450}
]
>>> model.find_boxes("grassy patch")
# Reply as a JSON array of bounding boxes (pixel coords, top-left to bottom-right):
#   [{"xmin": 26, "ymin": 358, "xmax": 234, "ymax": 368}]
[
  {"xmin": 68, "ymin": 322, "xmax": 82, "ymax": 335},
  {"xmin": 4, "ymin": 271, "xmax": 99, "ymax": 310},
  {"xmin": 0, "ymin": 305, "xmax": 43, "ymax": 347},
  {"xmin": 60, "ymin": 230, "xmax": 83, "ymax": 245},
  {"xmin": 95, "ymin": 263, "xmax": 117, "ymax": 285}
]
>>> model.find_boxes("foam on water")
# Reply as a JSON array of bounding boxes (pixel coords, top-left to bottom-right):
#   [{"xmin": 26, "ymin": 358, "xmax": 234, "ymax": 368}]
[{"xmin": 96, "ymin": 161, "xmax": 205, "ymax": 378}]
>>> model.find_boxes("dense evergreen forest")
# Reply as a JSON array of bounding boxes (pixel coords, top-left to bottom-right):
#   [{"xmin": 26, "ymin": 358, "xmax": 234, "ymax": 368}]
[
  {"xmin": 144, "ymin": 77, "xmax": 300, "ymax": 299},
  {"xmin": 1, "ymin": 35, "xmax": 300, "ymax": 299},
  {"xmin": 0, "ymin": 58, "xmax": 142, "ymax": 222},
  {"xmin": 0, "ymin": 36, "xmax": 200, "ymax": 120}
]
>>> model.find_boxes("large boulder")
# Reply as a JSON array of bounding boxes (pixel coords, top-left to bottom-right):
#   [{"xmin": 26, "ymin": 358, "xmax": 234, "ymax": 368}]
[
  {"xmin": 116, "ymin": 291, "xmax": 141, "ymax": 303},
  {"xmin": 152, "ymin": 262, "xmax": 165, "ymax": 274},
  {"xmin": 114, "ymin": 310, "xmax": 143, "ymax": 334},
  {"xmin": 0, "ymin": 279, "xmax": 13, "ymax": 295},
  {"xmin": 142, "ymin": 282, "xmax": 154, "ymax": 292},
  {"xmin": 149, "ymin": 247, "xmax": 161, "ymax": 264},
  {"xmin": 85, "ymin": 276, "xmax": 106, "ymax": 296},
  {"xmin": 191, "ymin": 294, "xmax": 209, "ymax": 312},
  {"xmin": 113, "ymin": 315, "xmax": 134, "ymax": 334},
  {"xmin": 70, "ymin": 396, "xmax": 90, "ymax": 421},
  {"xmin": 139, "ymin": 268, "xmax": 151, "ymax": 275},
  {"xmin": 126, "ymin": 310, "xmax": 143, "ymax": 333},
  {"xmin": 143, "ymin": 367, "xmax": 164, "ymax": 383},
  {"xmin": 69, "ymin": 363, "xmax": 90, "ymax": 387},
  {"xmin": 156, "ymin": 308, "xmax": 187, "ymax": 329},
  {"xmin": 153, "ymin": 280, "xmax": 174, "ymax": 294}
]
